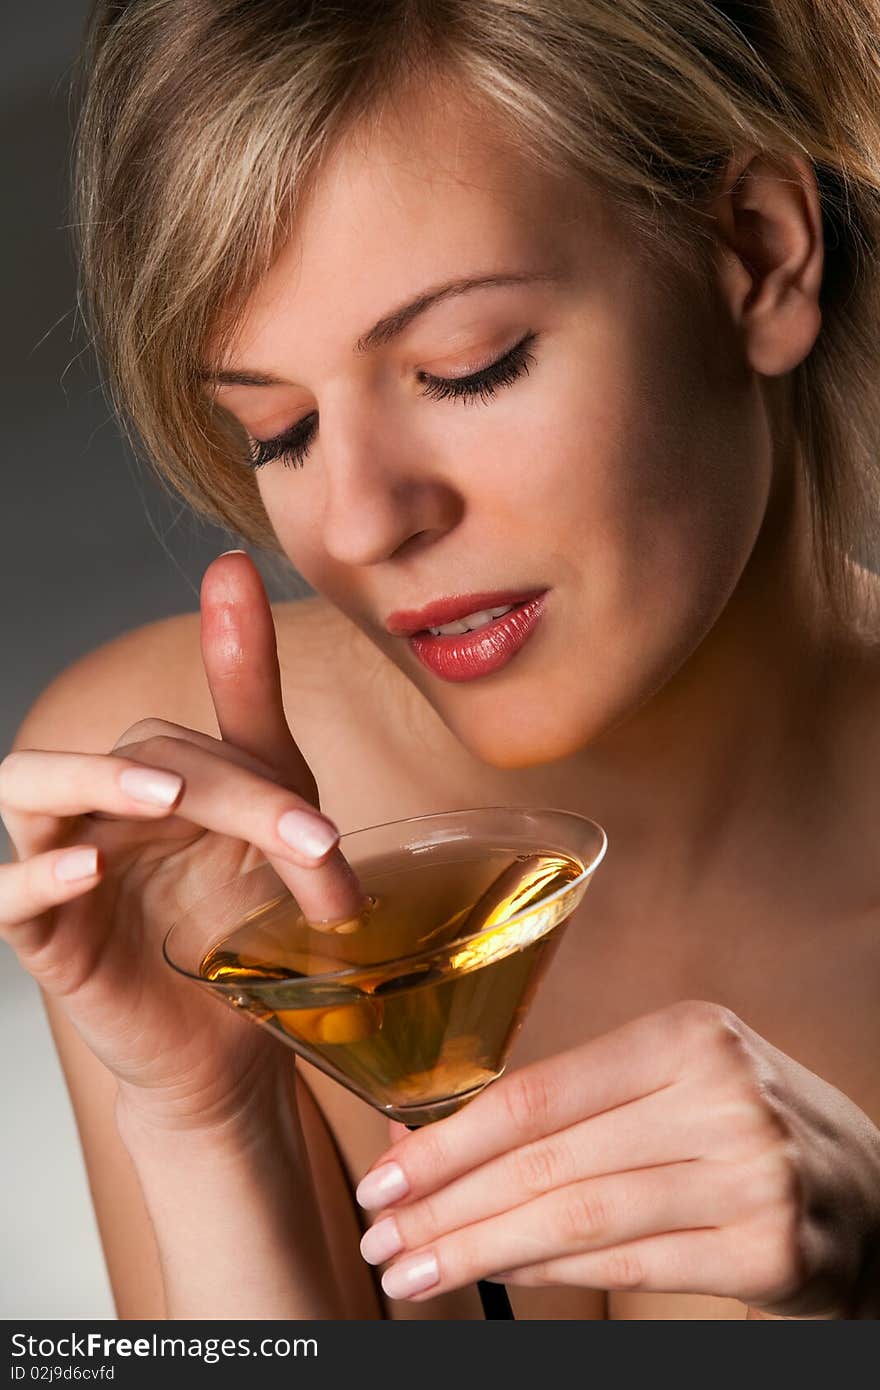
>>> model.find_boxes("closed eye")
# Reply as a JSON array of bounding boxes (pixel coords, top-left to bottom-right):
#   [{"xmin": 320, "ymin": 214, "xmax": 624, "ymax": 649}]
[{"xmin": 245, "ymin": 330, "xmax": 539, "ymax": 471}]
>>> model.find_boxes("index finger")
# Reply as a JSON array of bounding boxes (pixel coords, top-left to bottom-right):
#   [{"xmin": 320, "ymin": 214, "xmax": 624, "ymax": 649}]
[
  {"xmin": 200, "ymin": 551, "xmax": 318, "ymax": 802},
  {"xmin": 200, "ymin": 550, "xmax": 368, "ymax": 928}
]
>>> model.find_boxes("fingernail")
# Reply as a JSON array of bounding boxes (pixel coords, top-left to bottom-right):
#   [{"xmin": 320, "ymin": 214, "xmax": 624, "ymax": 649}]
[
  {"xmin": 277, "ymin": 810, "xmax": 340, "ymax": 861},
  {"xmin": 360, "ymin": 1216, "xmax": 403, "ymax": 1265},
  {"xmin": 356, "ymin": 1162, "xmax": 409, "ymax": 1209},
  {"xmin": 54, "ymin": 847, "xmax": 99, "ymax": 882},
  {"xmin": 218, "ymin": 549, "xmax": 247, "ymax": 557},
  {"xmin": 119, "ymin": 768, "xmax": 184, "ymax": 807},
  {"xmin": 381, "ymin": 1252, "xmax": 439, "ymax": 1300}
]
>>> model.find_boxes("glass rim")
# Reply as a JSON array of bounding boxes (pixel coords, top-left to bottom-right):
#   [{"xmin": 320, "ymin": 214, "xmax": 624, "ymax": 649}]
[{"xmin": 162, "ymin": 804, "xmax": 608, "ymax": 991}]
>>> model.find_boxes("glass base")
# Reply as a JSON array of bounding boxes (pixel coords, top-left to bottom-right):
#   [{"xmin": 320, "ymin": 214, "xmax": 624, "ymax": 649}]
[{"xmin": 382, "ymin": 1072, "xmax": 504, "ymax": 1127}]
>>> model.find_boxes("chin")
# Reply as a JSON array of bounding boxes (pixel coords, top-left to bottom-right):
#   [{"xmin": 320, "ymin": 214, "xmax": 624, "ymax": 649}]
[{"xmin": 449, "ymin": 703, "xmax": 609, "ymax": 772}]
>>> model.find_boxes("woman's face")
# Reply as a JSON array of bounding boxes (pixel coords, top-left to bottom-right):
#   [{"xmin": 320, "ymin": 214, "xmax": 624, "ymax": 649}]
[{"xmin": 211, "ymin": 90, "xmax": 770, "ymax": 769}]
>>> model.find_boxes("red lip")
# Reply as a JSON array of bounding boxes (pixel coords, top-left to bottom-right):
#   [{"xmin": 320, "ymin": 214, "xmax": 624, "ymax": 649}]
[
  {"xmin": 408, "ymin": 593, "xmax": 548, "ymax": 683},
  {"xmin": 386, "ymin": 588, "xmax": 547, "ymax": 637}
]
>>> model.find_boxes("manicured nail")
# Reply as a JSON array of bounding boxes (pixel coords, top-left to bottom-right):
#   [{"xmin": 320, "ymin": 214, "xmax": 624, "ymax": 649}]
[
  {"xmin": 277, "ymin": 810, "xmax": 340, "ymax": 860},
  {"xmin": 54, "ymin": 848, "xmax": 99, "ymax": 882},
  {"xmin": 360, "ymin": 1217, "xmax": 403, "ymax": 1265},
  {"xmin": 355, "ymin": 1162, "xmax": 409, "ymax": 1209},
  {"xmin": 381, "ymin": 1252, "xmax": 439, "ymax": 1300},
  {"xmin": 119, "ymin": 767, "xmax": 184, "ymax": 807}
]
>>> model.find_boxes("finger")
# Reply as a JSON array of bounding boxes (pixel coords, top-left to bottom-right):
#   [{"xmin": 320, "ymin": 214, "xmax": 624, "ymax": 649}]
[
  {"xmin": 109, "ymin": 719, "xmax": 290, "ymax": 784},
  {"xmin": 366, "ymin": 1079, "xmax": 718, "ymax": 1238},
  {"xmin": 368, "ymin": 1160, "xmax": 738, "ymax": 1300},
  {"xmin": 84, "ymin": 719, "xmax": 299, "ymax": 822},
  {"xmin": 480, "ymin": 1226, "xmax": 745, "ymax": 1300},
  {"xmin": 199, "ymin": 552, "xmax": 319, "ymax": 800},
  {"xmin": 199, "ymin": 552, "xmax": 368, "ymax": 925},
  {"xmin": 95, "ymin": 733, "xmax": 361, "ymax": 927},
  {"xmin": 0, "ymin": 749, "xmax": 184, "ymax": 856},
  {"xmin": 1, "ymin": 750, "xmax": 184, "ymax": 818},
  {"xmin": 0, "ymin": 844, "xmax": 104, "ymax": 937},
  {"xmin": 1, "ymin": 739, "xmax": 357, "ymax": 931},
  {"xmin": 487, "ymin": 1206, "xmax": 821, "ymax": 1310},
  {"xmin": 110, "ymin": 724, "xmax": 367, "ymax": 930},
  {"xmin": 357, "ymin": 1008, "xmax": 692, "ymax": 1207}
]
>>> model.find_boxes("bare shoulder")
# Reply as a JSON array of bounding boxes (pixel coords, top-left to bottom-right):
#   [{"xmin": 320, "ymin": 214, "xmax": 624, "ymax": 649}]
[
  {"xmin": 12, "ymin": 593, "xmax": 363, "ymax": 755},
  {"xmin": 12, "ymin": 607, "xmax": 216, "ymax": 754}
]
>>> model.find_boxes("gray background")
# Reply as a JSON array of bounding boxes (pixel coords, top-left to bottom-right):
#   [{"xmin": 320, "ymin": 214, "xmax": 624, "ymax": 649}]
[{"xmin": 1, "ymin": 4, "xmax": 310, "ymax": 1318}]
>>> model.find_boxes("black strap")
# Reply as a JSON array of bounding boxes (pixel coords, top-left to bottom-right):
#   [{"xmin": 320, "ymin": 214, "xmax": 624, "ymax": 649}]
[{"xmin": 477, "ymin": 1277, "xmax": 515, "ymax": 1320}]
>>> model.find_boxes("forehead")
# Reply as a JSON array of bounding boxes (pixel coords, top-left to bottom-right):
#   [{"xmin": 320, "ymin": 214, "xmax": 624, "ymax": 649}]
[{"xmin": 221, "ymin": 85, "xmax": 605, "ymax": 367}]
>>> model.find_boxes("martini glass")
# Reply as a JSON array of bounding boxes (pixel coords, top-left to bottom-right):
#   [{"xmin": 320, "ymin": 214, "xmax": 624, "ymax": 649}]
[{"xmin": 163, "ymin": 806, "xmax": 607, "ymax": 1319}]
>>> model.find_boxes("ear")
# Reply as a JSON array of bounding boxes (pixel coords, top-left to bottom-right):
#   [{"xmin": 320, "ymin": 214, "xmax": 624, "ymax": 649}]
[{"xmin": 710, "ymin": 149, "xmax": 824, "ymax": 377}]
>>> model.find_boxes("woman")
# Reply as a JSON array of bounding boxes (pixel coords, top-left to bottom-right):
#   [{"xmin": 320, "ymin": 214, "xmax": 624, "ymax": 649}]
[{"xmin": 2, "ymin": 0, "xmax": 880, "ymax": 1320}]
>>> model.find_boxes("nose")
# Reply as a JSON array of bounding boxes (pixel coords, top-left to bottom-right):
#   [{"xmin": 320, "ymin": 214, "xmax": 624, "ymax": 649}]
[{"xmin": 318, "ymin": 406, "xmax": 462, "ymax": 567}]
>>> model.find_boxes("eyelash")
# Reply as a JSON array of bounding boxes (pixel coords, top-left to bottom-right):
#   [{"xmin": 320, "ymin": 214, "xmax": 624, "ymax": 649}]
[{"xmin": 245, "ymin": 330, "xmax": 539, "ymax": 471}]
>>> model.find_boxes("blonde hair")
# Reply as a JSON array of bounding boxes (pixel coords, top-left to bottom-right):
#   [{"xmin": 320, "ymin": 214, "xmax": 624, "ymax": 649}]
[{"xmin": 72, "ymin": 1, "xmax": 880, "ymax": 625}]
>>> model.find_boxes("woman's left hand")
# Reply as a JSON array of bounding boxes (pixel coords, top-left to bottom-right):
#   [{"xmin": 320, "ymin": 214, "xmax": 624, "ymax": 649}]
[{"xmin": 355, "ymin": 1000, "xmax": 880, "ymax": 1317}]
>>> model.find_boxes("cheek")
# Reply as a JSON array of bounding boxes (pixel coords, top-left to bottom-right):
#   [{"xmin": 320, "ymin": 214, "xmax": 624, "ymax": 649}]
[
  {"xmin": 427, "ymin": 327, "xmax": 769, "ymax": 769},
  {"xmin": 589, "ymin": 342, "xmax": 768, "ymax": 638},
  {"xmin": 525, "ymin": 319, "xmax": 771, "ymax": 739},
  {"xmin": 465, "ymin": 329, "xmax": 767, "ymax": 636},
  {"xmin": 258, "ymin": 471, "xmax": 325, "ymax": 582}
]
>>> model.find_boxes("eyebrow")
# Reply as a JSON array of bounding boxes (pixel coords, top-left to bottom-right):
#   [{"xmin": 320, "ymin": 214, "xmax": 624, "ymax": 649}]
[{"xmin": 200, "ymin": 269, "xmax": 564, "ymax": 387}]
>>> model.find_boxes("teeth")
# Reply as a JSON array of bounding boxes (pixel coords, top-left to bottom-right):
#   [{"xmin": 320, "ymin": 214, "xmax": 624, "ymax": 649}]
[{"xmin": 427, "ymin": 604, "xmax": 514, "ymax": 637}]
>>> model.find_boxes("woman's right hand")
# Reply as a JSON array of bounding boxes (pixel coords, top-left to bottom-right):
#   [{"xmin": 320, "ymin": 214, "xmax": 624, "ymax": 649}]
[{"xmin": 0, "ymin": 551, "xmax": 368, "ymax": 1135}]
